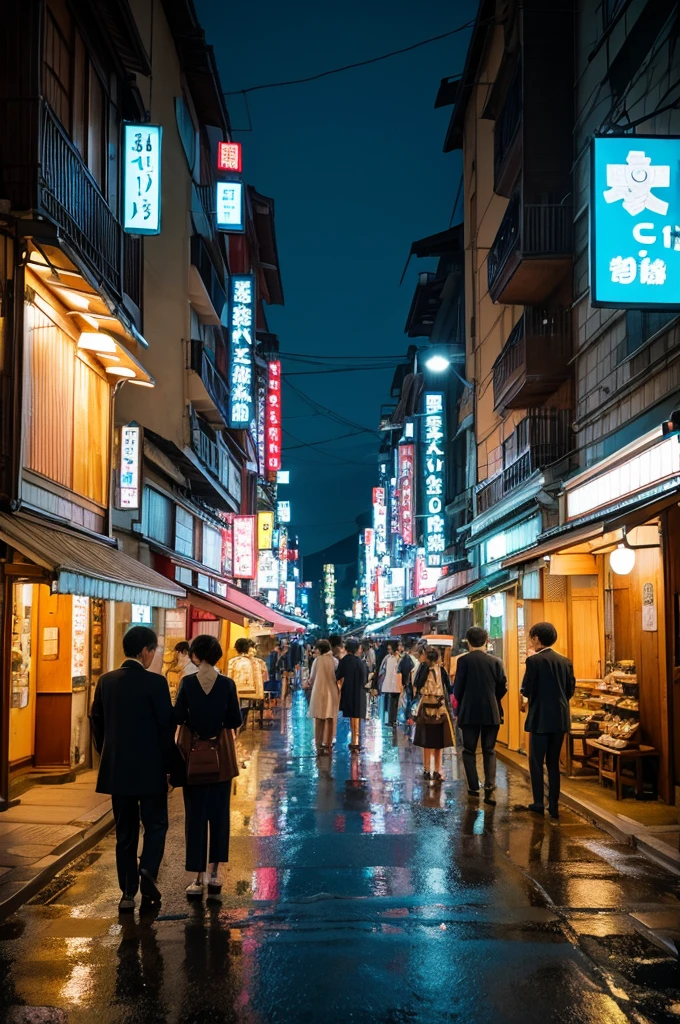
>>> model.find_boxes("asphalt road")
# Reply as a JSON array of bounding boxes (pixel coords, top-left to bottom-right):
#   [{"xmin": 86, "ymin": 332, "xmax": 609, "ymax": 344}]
[{"xmin": 0, "ymin": 695, "xmax": 679, "ymax": 1024}]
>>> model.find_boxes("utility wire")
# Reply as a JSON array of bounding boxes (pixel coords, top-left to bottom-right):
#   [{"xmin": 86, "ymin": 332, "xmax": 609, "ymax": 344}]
[
  {"xmin": 282, "ymin": 428, "xmax": 365, "ymax": 464},
  {"xmin": 224, "ymin": 22, "xmax": 474, "ymax": 95},
  {"xmin": 284, "ymin": 429, "xmax": 366, "ymax": 450},
  {"xmin": 283, "ymin": 377, "xmax": 381, "ymax": 436},
  {"xmin": 283, "ymin": 365, "xmax": 400, "ymax": 377},
  {"xmin": 279, "ymin": 351, "xmax": 406, "ymax": 362}
]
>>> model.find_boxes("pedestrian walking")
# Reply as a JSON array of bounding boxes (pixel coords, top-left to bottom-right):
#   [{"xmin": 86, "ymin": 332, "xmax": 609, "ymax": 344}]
[
  {"xmin": 453, "ymin": 626, "xmax": 507, "ymax": 803},
  {"xmin": 519, "ymin": 622, "xmax": 576, "ymax": 820},
  {"xmin": 397, "ymin": 639, "xmax": 420, "ymax": 714},
  {"xmin": 90, "ymin": 626, "xmax": 174, "ymax": 913},
  {"xmin": 337, "ymin": 638, "xmax": 369, "ymax": 750},
  {"xmin": 412, "ymin": 646, "xmax": 454, "ymax": 784},
  {"xmin": 308, "ymin": 639, "xmax": 340, "ymax": 754},
  {"xmin": 378, "ymin": 642, "xmax": 401, "ymax": 726},
  {"xmin": 174, "ymin": 634, "xmax": 242, "ymax": 899}
]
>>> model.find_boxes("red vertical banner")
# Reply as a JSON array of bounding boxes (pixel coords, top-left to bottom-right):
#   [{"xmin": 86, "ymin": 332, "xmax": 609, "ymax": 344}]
[
  {"xmin": 266, "ymin": 361, "xmax": 282, "ymax": 472},
  {"xmin": 217, "ymin": 141, "xmax": 242, "ymax": 172},
  {"xmin": 398, "ymin": 444, "xmax": 415, "ymax": 545},
  {"xmin": 233, "ymin": 515, "xmax": 256, "ymax": 579}
]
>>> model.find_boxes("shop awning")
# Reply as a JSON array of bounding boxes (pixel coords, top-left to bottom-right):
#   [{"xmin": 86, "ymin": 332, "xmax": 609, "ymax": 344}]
[
  {"xmin": 0, "ymin": 513, "xmax": 185, "ymax": 608},
  {"xmin": 216, "ymin": 585, "xmax": 303, "ymax": 634},
  {"xmin": 390, "ymin": 603, "xmax": 438, "ymax": 636}
]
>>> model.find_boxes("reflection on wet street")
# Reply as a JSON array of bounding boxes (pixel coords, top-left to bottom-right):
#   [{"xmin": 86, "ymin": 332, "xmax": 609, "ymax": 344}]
[{"xmin": 1, "ymin": 695, "xmax": 679, "ymax": 1023}]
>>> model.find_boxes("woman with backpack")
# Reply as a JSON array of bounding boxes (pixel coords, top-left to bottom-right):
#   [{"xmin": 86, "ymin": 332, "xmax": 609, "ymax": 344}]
[{"xmin": 412, "ymin": 646, "xmax": 454, "ymax": 785}]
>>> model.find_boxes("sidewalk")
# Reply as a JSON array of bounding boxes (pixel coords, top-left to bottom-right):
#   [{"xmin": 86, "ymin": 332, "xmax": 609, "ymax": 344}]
[
  {"xmin": 0, "ymin": 770, "xmax": 113, "ymax": 919},
  {"xmin": 497, "ymin": 746, "xmax": 680, "ymax": 875}
]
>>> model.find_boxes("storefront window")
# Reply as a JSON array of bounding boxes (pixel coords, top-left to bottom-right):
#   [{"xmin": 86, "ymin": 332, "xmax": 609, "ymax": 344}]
[{"xmin": 11, "ymin": 583, "xmax": 33, "ymax": 710}]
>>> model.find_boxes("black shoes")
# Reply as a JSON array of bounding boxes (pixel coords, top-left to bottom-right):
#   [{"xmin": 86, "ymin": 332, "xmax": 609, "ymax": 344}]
[
  {"xmin": 548, "ymin": 805, "xmax": 560, "ymax": 820},
  {"xmin": 423, "ymin": 771, "xmax": 432, "ymax": 781},
  {"xmin": 139, "ymin": 868, "xmax": 162, "ymax": 905},
  {"xmin": 118, "ymin": 894, "xmax": 135, "ymax": 913},
  {"xmin": 468, "ymin": 789, "xmax": 480, "ymax": 797}
]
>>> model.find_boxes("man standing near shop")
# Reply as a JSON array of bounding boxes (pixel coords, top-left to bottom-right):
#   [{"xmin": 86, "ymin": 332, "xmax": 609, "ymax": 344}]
[
  {"xmin": 453, "ymin": 626, "xmax": 507, "ymax": 802},
  {"xmin": 90, "ymin": 625, "xmax": 174, "ymax": 913},
  {"xmin": 519, "ymin": 621, "xmax": 575, "ymax": 820}
]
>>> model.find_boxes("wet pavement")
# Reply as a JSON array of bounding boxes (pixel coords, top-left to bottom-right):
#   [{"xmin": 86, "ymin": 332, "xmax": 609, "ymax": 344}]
[{"xmin": 1, "ymin": 694, "xmax": 679, "ymax": 1024}]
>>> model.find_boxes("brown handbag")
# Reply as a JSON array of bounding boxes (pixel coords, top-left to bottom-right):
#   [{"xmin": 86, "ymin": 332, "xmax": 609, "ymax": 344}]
[{"xmin": 177, "ymin": 723, "xmax": 239, "ymax": 785}]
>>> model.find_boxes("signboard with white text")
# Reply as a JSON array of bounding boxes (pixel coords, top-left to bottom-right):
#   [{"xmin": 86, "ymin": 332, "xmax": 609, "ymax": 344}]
[
  {"xmin": 398, "ymin": 444, "xmax": 415, "ymax": 544},
  {"xmin": 421, "ymin": 392, "xmax": 446, "ymax": 566},
  {"xmin": 216, "ymin": 181, "xmax": 245, "ymax": 232},
  {"xmin": 266, "ymin": 361, "xmax": 282, "ymax": 471},
  {"xmin": 123, "ymin": 124, "xmax": 162, "ymax": 234},
  {"xmin": 233, "ymin": 515, "xmax": 256, "ymax": 579},
  {"xmin": 228, "ymin": 275, "xmax": 255, "ymax": 429},
  {"xmin": 119, "ymin": 424, "xmax": 140, "ymax": 508}
]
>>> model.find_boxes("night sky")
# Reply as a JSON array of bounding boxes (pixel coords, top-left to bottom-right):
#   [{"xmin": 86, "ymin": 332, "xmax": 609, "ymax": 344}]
[{"xmin": 196, "ymin": 0, "xmax": 476, "ymax": 555}]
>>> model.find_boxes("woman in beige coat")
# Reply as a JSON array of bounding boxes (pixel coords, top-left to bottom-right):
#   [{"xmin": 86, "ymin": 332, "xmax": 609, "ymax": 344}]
[{"xmin": 308, "ymin": 640, "xmax": 340, "ymax": 754}]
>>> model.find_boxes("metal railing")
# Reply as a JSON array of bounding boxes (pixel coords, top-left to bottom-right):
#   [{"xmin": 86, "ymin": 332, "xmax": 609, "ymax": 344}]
[
  {"xmin": 476, "ymin": 408, "xmax": 572, "ymax": 514},
  {"xmin": 492, "ymin": 308, "xmax": 572, "ymax": 402},
  {"xmin": 487, "ymin": 194, "xmax": 573, "ymax": 294},
  {"xmin": 493, "ymin": 66, "xmax": 522, "ymax": 185},
  {"xmin": 190, "ymin": 339, "xmax": 230, "ymax": 424},
  {"xmin": 190, "ymin": 407, "xmax": 219, "ymax": 477},
  {"xmin": 493, "ymin": 316, "xmax": 525, "ymax": 397}
]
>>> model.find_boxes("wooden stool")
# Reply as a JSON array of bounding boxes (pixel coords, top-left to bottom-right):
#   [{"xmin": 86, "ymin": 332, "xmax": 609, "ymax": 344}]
[{"xmin": 585, "ymin": 739, "xmax": 658, "ymax": 800}]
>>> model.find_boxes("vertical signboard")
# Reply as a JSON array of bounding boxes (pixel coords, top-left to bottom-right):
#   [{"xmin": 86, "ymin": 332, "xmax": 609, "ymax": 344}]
[
  {"xmin": 277, "ymin": 500, "xmax": 291, "ymax": 523},
  {"xmin": 221, "ymin": 516, "xmax": 233, "ymax": 578},
  {"xmin": 422, "ymin": 392, "xmax": 446, "ymax": 566},
  {"xmin": 257, "ymin": 511, "xmax": 274, "ymax": 549},
  {"xmin": 258, "ymin": 549, "xmax": 278, "ymax": 591},
  {"xmin": 373, "ymin": 487, "xmax": 387, "ymax": 557},
  {"xmin": 323, "ymin": 564, "xmax": 336, "ymax": 626},
  {"xmin": 123, "ymin": 124, "xmax": 162, "ymax": 234},
  {"xmin": 228, "ymin": 275, "xmax": 255, "ymax": 429},
  {"xmin": 233, "ymin": 515, "xmax": 256, "ymax": 579},
  {"xmin": 398, "ymin": 444, "xmax": 415, "ymax": 545},
  {"xmin": 363, "ymin": 528, "xmax": 375, "ymax": 619},
  {"xmin": 389, "ymin": 478, "xmax": 400, "ymax": 536},
  {"xmin": 216, "ymin": 181, "xmax": 245, "ymax": 232},
  {"xmin": 266, "ymin": 360, "xmax": 282, "ymax": 471},
  {"xmin": 119, "ymin": 424, "xmax": 140, "ymax": 509},
  {"xmin": 217, "ymin": 141, "xmax": 242, "ymax": 172},
  {"xmin": 590, "ymin": 136, "xmax": 680, "ymax": 309},
  {"xmin": 257, "ymin": 373, "xmax": 267, "ymax": 476}
]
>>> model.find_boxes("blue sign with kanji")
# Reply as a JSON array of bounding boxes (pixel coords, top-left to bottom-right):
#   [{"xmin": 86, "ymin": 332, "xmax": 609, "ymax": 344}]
[{"xmin": 591, "ymin": 135, "xmax": 680, "ymax": 308}]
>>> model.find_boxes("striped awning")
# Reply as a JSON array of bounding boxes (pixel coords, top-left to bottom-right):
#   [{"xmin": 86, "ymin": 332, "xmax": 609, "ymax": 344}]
[{"xmin": 0, "ymin": 513, "xmax": 185, "ymax": 608}]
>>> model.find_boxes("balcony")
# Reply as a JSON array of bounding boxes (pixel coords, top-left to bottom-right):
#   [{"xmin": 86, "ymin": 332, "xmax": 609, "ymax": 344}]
[
  {"xmin": 493, "ymin": 308, "xmax": 571, "ymax": 411},
  {"xmin": 189, "ymin": 234, "xmax": 227, "ymax": 324},
  {"xmin": 493, "ymin": 66, "xmax": 522, "ymax": 198},
  {"xmin": 190, "ymin": 407, "xmax": 220, "ymax": 478},
  {"xmin": 188, "ymin": 339, "xmax": 230, "ymax": 426},
  {"xmin": 487, "ymin": 192, "xmax": 573, "ymax": 305},
  {"xmin": 476, "ymin": 408, "xmax": 572, "ymax": 515},
  {"xmin": 0, "ymin": 99, "xmax": 140, "ymax": 313}
]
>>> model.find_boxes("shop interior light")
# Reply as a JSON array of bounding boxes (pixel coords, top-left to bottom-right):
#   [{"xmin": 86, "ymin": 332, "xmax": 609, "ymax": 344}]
[
  {"xmin": 105, "ymin": 366, "xmax": 136, "ymax": 378},
  {"xmin": 78, "ymin": 331, "xmax": 116, "ymax": 354},
  {"xmin": 609, "ymin": 542, "xmax": 636, "ymax": 576},
  {"xmin": 424, "ymin": 353, "xmax": 450, "ymax": 373},
  {"xmin": 55, "ymin": 286, "xmax": 91, "ymax": 310},
  {"xmin": 127, "ymin": 379, "xmax": 154, "ymax": 387}
]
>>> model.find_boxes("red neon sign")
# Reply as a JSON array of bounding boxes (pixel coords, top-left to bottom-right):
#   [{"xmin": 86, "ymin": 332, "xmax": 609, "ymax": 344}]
[
  {"xmin": 266, "ymin": 360, "xmax": 282, "ymax": 472},
  {"xmin": 217, "ymin": 141, "xmax": 242, "ymax": 173},
  {"xmin": 398, "ymin": 444, "xmax": 415, "ymax": 545}
]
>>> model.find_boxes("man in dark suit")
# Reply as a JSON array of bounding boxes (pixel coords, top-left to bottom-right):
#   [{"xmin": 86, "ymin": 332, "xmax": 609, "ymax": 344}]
[
  {"xmin": 520, "ymin": 621, "xmax": 576, "ymax": 820},
  {"xmin": 453, "ymin": 626, "xmax": 507, "ymax": 803},
  {"xmin": 90, "ymin": 625, "xmax": 174, "ymax": 912}
]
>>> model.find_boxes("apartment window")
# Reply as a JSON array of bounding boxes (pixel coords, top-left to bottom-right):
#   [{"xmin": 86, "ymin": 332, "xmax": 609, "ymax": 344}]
[
  {"xmin": 202, "ymin": 524, "xmax": 222, "ymax": 572},
  {"xmin": 624, "ymin": 311, "xmax": 676, "ymax": 358},
  {"xmin": 145, "ymin": 488, "xmax": 173, "ymax": 547},
  {"xmin": 175, "ymin": 506, "xmax": 194, "ymax": 558},
  {"xmin": 43, "ymin": 2, "xmax": 72, "ymax": 129}
]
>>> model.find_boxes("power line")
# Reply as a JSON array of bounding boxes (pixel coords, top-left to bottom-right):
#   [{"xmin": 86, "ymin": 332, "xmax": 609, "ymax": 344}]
[
  {"xmin": 283, "ymin": 377, "xmax": 381, "ymax": 436},
  {"xmin": 284, "ymin": 429, "xmax": 366, "ymax": 450},
  {"xmin": 280, "ymin": 351, "xmax": 406, "ymax": 362},
  {"xmin": 282, "ymin": 428, "xmax": 364, "ymax": 464},
  {"xmin": 283, "ymin": 365, "xmax": 399, "ymax": 377},
  {"xmin": 224, "ymin": 22, "xmax": 473, "ymax": 95}
]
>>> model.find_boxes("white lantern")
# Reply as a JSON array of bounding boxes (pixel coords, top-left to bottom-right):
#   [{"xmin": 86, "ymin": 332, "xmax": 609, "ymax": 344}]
[{"xmin": 609, "ymin": 543, "xmax": 635, "ymax": 576}]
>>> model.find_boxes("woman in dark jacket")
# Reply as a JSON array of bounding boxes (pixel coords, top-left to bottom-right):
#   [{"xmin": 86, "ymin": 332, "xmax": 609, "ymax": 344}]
[
  {"xmin": 337, "ymin": 638, "xmax": 368, "ymax": 751},
  {"xmin": 412, "ymin": 646, "xmax": 453, "ymax": 784},
  {"xmin": 174, "ymin": 634, "xmax": 242, "ymax": 899}
]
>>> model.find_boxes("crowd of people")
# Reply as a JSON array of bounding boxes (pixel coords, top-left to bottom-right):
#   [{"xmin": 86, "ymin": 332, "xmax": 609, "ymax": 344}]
[{"xmin": 89, "ymin": 619, "xmax": 575, "ymax": 914}]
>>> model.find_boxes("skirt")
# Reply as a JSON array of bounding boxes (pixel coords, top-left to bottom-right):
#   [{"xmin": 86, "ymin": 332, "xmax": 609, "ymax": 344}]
[{"xmin": 413, "ymin": 717, "xmax": 454, "ymax": 750}]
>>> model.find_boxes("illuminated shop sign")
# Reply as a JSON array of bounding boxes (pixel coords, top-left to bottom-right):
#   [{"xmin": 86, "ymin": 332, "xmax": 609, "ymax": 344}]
[
  {"xmin": 398, "ymin": 444, "xmax": 415, "ymax": 545},
  {"xmin": 373, "ymin": 487, "xmax": 387, "ymax": 557},
  {"xmin": 228, "ymin": 275, "xmax": 255, "ymax": 429},
  {"xmin": 258, "ymin": 549, "xmax": 278, "ymax": 590},
  {"xmin": 233, "ymin": 515, "xmax": 256, "ymax": 579},
  {"xmin": 257, "ymin": 374, "xmax": 266, "ymax": 476},
  {"xmin": 123, "ymin": 124, "xmax": 162, "ymax": 234},
  {"xmin": 276, "ymin": 470, "xmax": 290, "ymax": 484},
  {"xmin": 266, "ymin": 360, "xmax": 282, "ymax": 471},
  {"xmin": 119, "ymin": 424, "xmax": 140, "ymax": 508},
  {"xmin": 217, "ymin": 141, "xmax": 242, "ymax": 172},
  {"xmin": 415, "ymin": 550, "xmax": 441, "ymax": 597},
  {"xmin": 422, "ymin": 392, "xmax": 446, "ymax": 566},
  {"xmin": 389, "ymin": 478, "xmax": 399, "ymax": 535},
  {"xmin": 257, "ymin": 511, "xmax": 274, "ymax": 550},
  {"xmin": 286, "ymin": 581, "xmax": 296, "ymax": 607},
  {"xmin": 277, "ymin": 500, "xmax": 291, "ymax": 523},
  {"xmin": 364, "ymin": 528, "xmax": 375, "ymax": 619},
  {"xmin": 221, "ymin": 517, "xmax": 233, "ymax": 577},
  {"xmin": 216, "ymin": 181, "xmax": 245, "ymax": 233},
  {"xmin": 591, "ymin": 136, "xmax": 680, "ymax": 308},
  {"xmin": 323, "ymin": 563, "xmax": 336, "ymax": 625}
]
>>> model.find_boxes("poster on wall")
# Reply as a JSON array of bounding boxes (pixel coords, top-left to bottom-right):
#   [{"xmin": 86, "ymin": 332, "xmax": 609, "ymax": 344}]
[{"xmin": 233, "ymin": 515, "xmax": 256, "ymax": 578}]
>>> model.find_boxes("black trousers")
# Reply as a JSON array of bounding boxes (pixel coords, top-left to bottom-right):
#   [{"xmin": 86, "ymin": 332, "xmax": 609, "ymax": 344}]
[
  {"xmin": 461, "ymin": 724, "xmax": 499, "ymax": 791},
  {"xmin": 183, "ymin": 782, "xmax": 232, "ymax": 873},
  {"xmin": 111, "ymin": 794, "xmax": 168, "ymax": 897},
  {"xmin": 529, "ymin": 732, "xmax": 565, "ymax": 810},
  {"xmin": 384, "ymin": 693, "xmax": 400, "ymax": 726}
]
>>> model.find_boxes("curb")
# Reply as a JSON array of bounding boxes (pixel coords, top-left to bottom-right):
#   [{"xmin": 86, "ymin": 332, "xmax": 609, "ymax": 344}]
[
  {"xmin": 0, "ymin": 811, "xmax": 114, "ymax": 922},
  {"xmin": 496, "ymin": 748, "xmax": 680, "ymax": 876}
]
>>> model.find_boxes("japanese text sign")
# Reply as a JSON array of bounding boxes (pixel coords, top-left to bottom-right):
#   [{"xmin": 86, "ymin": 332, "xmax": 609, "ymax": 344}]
[
  {"xmin": 233, "ymin": 515, "xmax": 256, "ymax": 578},
  {"xmin": 216, "ymin": 181, "xmax": 245, "ymax": 233},
  {"xmin": 398, "ymin": 444, "xmax": 415, "ymax": 545},
  {"xmin": 123, "ymin": 124, "xmax": 162, "ymax": 234},
  {"xmin": 228, "ymin": 275, "xmax": 255, "ymax": 429},
  {"xmin": 591, "ymin": 136, "xmax": 680, "ymax": 308},
  {"xmin": 119, "ymin": 424, "xmax": 140, "ymax": 508},
  {"xmin": 217, "ymin": 141, "xmax": 242, "ymax": 173},
  {"xmin": 421, "ymin": 392, "xmax": 446, "ymax": 566},
  {"xmin": 257, "ymin": 511, "xmax": 274, "ymax": 550},
  {"xmin": 373, "ymin": 487, "xmax": 387, "ymax": 557},
  {"xmin": 277, "ymin": 500, "xmax": 291, "ymax": 523},
  {"xmin": 266, "ymin": 361, "xmax": 282, "ymax": 471}
]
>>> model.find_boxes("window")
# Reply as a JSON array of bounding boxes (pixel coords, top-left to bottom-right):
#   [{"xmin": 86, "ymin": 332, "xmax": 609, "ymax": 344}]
[
  {"xmin": 144, "ymin": 488, "xmax": 173, "ymax": 547},
  {"xmin": 175, "ymin": 96, "xmax": 198, "ymax": 176},
  {"xmin": 175, "ymin": 506, "xmax": 194, "ymax": 558},
  {"xmin": 202, "ymin": 524, "xmax": 222, "ymax": 572},
  {"xmin": 22, "ymin": 302, "xmax": 109, "ymax": 505},
  {"xmin": 43, "ymin": 2, "xmax": 72, "ymax": 130},
  {"xmin": 624, "ymin": 311, "xmax": 676, "ymax": 359}
]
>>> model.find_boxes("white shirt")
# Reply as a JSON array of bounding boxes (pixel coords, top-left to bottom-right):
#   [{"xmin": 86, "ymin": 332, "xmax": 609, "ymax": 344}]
[{"xmin": 381, "ymin": 654, "xmax": 401, "ymax": 693}]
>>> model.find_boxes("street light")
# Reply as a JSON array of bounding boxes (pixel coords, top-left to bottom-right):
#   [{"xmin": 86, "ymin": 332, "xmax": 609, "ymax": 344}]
[{"xmin": 424, "ymin": 353, "xmax": 450, "ymax": 373}]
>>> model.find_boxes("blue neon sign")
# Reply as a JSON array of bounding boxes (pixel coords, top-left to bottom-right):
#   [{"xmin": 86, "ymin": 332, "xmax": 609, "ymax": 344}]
[
  {"xmin": 216, "ymin": 181, "xmax": 245, "ymax": 233},
  {"xmin": 591, "ymin": 135, "xmax": 680, "ymax": 309},
  {"xmin": 228, "ymin": 275, "xmax": 255, "ymax": 429}
]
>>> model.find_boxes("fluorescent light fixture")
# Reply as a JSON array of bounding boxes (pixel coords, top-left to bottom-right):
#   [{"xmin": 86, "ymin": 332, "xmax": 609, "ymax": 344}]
[
  {"xmin": 425, "ymin": 353, "xmax": 450, "ymax": 373},
  {"xmin": 78, "ymin": 331, "xmax": 116, "ymax": 354},
  {"xmin": 105, "ymin": 367, "xmax": 136, "ymax": 378},
  {"xmin": 127, "ymin": 380, "xmax": 155, "ymax": 387}
]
